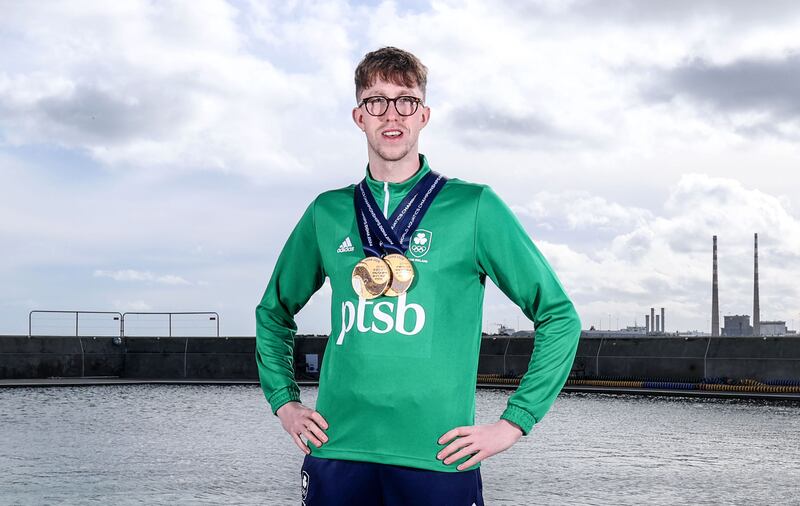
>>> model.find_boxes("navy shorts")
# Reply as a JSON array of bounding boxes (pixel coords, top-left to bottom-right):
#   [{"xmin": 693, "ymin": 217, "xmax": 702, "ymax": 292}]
[{"xmin": 300, "ymin": 454, "xmax": 484, "ymax": 506}]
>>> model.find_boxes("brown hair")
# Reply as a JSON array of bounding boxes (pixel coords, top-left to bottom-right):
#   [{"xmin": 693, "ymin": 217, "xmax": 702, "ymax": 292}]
[{"xmin": 354, "ymin": 46, "xmax": 428, "ymax": 101}]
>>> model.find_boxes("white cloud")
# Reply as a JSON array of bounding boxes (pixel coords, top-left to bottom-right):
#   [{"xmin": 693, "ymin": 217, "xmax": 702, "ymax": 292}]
[
  {"xmin": 3, "ymin": 0, "xmax": 796, "ymax": 180},
  {"xmin": 94, "ymin": 269, "xmax": 191, "ymax": 285},
  {"xmin": 515, "ymin": 174, "xmax": 800, "ymax": 331},
  {"xmin": 0, "ymin": 0, "xmax": 335, "ymax": 181},
  {"xmin": 514, "ymin": 191, "xmax": 653, "ymax": 232}
]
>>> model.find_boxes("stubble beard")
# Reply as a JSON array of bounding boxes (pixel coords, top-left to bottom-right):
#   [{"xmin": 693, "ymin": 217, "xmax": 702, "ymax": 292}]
[{"xmin": 369, "ymin": 135, "xmax": 415, "ymax": 163}]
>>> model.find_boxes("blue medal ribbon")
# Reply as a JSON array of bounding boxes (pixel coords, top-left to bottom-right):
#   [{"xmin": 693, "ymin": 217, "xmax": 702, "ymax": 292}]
[{"xmin": 354, "ymin": 170, "xmax": 447, "ymax": 257}]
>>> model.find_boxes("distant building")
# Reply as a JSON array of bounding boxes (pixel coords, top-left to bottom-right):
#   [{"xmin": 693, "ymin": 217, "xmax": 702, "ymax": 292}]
[
  {"xmin": 623, "ymin": 325, "xmax": 647, "ymax": 335},
  {"xmin": 678, "ymin": 330, "xmax": 711, "ymax": 337},
  {"xmin": 759, "ymin": 321, "xmax": 787, "ymax": 337},
  {"xmin": 582, "ymin": 326, "xmax": 648, "ymax": 338},
  {"xmin": 722, "ymin": 315, "xmax": 753, "ymax": 336},
  {"xmin": 496, "ymin": 324, "xmax": 514, "ymax": 336},
  {"xmin": 488, "ymin": 324, "xmax": 534, "ymax": 337}
]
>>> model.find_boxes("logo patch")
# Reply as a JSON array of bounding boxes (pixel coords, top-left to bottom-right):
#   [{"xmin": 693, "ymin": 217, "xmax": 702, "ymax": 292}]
[
  {"xmin": 336, "ymin": 236, "xmax": 354, "ymax": 253},
  {"xmin": 302, "ymin": 470, "xmax": 309, "ymax": 500},
  {"xmin": 409, "ymin": 229, "xmax": 432, "ymax": 258}
]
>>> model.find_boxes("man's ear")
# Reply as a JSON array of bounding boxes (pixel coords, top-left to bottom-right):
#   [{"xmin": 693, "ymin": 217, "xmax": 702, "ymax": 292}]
[
  {"xmin": 419, "ymin": 105, "xmax": 431, "ymax": 129},
  {"xmin": 352, "ymin": 107, "xmax": 365, "ymax": 131}
]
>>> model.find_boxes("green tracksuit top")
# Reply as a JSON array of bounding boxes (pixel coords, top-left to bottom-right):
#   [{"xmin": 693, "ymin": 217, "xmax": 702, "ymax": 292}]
[{"xmin": 256, "ymin": 154, "xmax": 581, "ymax": 472}]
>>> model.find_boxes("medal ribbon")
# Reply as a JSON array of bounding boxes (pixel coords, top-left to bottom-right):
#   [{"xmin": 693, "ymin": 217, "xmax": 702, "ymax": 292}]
[{"xmin": 354, "ymin": 170, "xmax": 447, "ymax": 257}]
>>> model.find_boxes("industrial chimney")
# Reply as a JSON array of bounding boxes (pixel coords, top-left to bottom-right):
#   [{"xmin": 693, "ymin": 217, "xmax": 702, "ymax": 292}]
[
  {"xmin": 650, "ymin": 308, "xmax": 655, "ymax": 335},
  {"xmin": 661, "ymin": 307, "xmax": 665, "ymax": 333},
  {"xmin": 645, "ymin": 314, "xmax": 650, "ymax": 334},
  {"xmin": 753, "ymin": 233, "xmax": 760, "ymax": 337},
  {"xmin": 655, "ymin": 315, "xmax": 660, "ymax": 334},
  {"xmin": 712, "ymin": 236, "xmax": 719, "ymax": 337}
]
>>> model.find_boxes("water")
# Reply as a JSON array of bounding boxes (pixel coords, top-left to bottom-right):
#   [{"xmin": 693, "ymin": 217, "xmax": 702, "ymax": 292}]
[{"xmin": 1, "ymin": 385, "xmax": 798, "ymax": 505}]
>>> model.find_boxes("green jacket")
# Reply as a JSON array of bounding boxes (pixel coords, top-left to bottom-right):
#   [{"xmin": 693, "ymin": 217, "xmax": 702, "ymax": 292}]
[{"xmin": 256, "ymin": 155, "xmax": 581, "ymax": 472}]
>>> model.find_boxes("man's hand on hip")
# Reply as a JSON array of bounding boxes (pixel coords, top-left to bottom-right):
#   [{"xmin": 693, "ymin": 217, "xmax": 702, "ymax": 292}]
[
  {"xmin": 436, "ymin": 419, "xmax": 523, "ymax": 471},
  {"xmin": 276, "ymin": 401, "xmax": 329, "ymax": 455}
]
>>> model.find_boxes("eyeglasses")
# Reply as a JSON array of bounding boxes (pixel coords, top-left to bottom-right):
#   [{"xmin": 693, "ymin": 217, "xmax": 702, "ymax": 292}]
[{"xmin": 358, "ymin": 96, "xmax": 423, "ymax": 117}]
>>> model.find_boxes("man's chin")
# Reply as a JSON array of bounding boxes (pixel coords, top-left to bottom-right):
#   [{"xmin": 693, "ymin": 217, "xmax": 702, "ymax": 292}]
[{"xmin": 375, "ymin": 148, "xmax": 412, "ymax": 162}]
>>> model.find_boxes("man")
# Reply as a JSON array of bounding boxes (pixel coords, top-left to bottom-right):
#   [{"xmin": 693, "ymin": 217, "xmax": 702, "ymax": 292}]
[{"xmin": 256, "ymin": 47, "xmax": 581, "ymax": 505}]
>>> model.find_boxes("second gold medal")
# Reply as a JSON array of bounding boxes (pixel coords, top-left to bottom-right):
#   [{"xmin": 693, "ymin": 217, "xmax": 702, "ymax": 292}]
[{"xmin": 383, "ymin": 253, "xmax": 415, "ymax": 297}]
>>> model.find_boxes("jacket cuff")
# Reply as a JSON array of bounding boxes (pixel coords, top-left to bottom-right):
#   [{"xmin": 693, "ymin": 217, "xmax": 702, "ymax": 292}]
[
  {"xmin": 268, "ymin": 385, "xmax": 301, "ymax": 415},
  {"xmin": 500, "ymin": 404, "xmax": 537, "ymax": 435}
]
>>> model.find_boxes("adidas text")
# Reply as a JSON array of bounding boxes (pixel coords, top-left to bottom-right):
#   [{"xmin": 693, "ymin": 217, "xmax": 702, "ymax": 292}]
[{"xmin": 337, "ymin": 237, "xmax": 355, "ymax": 253}]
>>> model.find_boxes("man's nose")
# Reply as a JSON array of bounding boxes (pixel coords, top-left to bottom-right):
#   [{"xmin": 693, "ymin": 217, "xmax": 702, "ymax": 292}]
[{"xmin": 383, "ymin": 100, "xmax": 401, "ymax": 120}]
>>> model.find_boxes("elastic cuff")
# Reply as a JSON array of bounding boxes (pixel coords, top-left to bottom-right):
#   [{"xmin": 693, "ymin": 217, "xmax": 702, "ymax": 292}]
[
  {"xmin": 268, "ymin": 385, "xmax": 301, "ymax": 415},
  {"xmin": 500, "ymin": 404, "xmax": 537, "ymax": 435}
]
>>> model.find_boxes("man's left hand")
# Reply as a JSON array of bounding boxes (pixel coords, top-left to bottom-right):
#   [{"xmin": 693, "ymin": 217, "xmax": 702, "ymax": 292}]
[{"xmin": 436, "ymin": 419, "xmax": 523, "ymax": 471}]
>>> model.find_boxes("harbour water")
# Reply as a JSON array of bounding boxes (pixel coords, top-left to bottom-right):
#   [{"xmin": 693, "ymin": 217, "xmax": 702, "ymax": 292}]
[{"xmin": 1, "ymin": 385, "xmax": 798, "ymax": 505}]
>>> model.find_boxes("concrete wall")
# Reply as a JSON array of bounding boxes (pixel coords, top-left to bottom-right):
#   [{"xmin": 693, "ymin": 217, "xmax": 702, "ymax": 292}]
[
  {"xmin": 124, "ymin": 336, "xmax": 260, "ymax": 379},
  {"xmin": 0, "ymin": 336, "xmax": 124, "ymax": 378},
  {"xmin": 478, "ymin": 336, "xmax": 534, "ymax": 376},
  {"xmin": 1, "ymin": 335, "xmax": 799, "ymax": 381},
  {"xmin": 0, "ymin": 335, "xmax": 329, "ymax": 381},
  {"xmin": 573, "ymin": 336, "xmax": 800, "ymax": 381}
]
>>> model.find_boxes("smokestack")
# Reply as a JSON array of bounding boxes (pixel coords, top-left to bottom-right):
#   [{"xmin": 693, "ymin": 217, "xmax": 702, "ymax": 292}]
[
  {"xmin": 712, "ymin": 236, "xmax": 719, "ymax": 337},
  {"xmin": 655, "ymin": 315, "xmax": 660, "ymax": 334},
  {"xmin": 645, "ymin": 315, "xmax": 650, "ymax": 334},
  {"xmin": 754, "ymin": 233, "xmax": 760, "ymax": 337},
  {"xmin": 661, "ymin": 307, "xmax": 665, "ymax": 333},
  {"xmin": 651, "ymin": 308, "xmax": 655, "ymax": 334}
]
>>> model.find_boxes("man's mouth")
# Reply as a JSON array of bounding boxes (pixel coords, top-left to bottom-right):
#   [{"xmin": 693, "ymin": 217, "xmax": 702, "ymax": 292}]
[{"xmin": 381, "ymin": 129, "xmax": 403, "ymax": 140}]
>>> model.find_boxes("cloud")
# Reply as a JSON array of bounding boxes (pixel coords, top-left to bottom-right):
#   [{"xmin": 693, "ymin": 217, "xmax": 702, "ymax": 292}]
[
  {"xmin": 94, "ymin": 269, "xmax": 191, "ymax": 285},
  {"xmin": 446, "ymin": 105, "xmax": 575, "ymax": 149},
  {"xmin": 31, "ymin": 82, "xmax": 188, "ymax": 144},
  {"xmin": 524, "ymin": 173, "xmax": 800, "ymax": 329},
  {"xmin": 0, "ymin": 0, "xmax": 343, "ymax": 180},
  {"xmin": 3, "ymin": 0, "xmax": 800, "ymax": 176},
  {"xmin": 561, "ymin": 0, "xmax": 800, "ymax": 25},
  {"xmin": 643, "ymin": 54, "xmax": 800, "ymax": 135},
  {"xmin": 514, "ymin": 191, "xmax": 653, "ymax": 233}
]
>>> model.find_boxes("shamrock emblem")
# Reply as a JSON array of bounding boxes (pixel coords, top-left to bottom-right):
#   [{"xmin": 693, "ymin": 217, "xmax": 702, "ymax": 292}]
[{"xmin": 409, "ymin": 229, "xmax": 432, "ymax": 258}]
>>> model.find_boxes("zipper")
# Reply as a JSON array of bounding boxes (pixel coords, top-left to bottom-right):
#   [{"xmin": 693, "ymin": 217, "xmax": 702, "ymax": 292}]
[{"xmin": 383, "ymin": 182, "xmax": 390, "ymax": 218}]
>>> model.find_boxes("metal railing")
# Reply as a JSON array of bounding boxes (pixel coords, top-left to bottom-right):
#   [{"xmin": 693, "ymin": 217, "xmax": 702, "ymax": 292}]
[
  {"xmin": 121, "ymin": 312, "xmax": 220, "ymax": 337},
  {"xmin": 28, "ymin": 310, "xmax": 123, "ymax": 338},
  {"xmin": 27, "ymin": 310, "xmax": 220, "ymax": 337}
]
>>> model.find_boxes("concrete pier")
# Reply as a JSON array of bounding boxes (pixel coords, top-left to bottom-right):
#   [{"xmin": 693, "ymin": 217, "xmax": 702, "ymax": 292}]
[{"xmin": 2, "ymin": 335, "xmax": 799, "ymax": 389}]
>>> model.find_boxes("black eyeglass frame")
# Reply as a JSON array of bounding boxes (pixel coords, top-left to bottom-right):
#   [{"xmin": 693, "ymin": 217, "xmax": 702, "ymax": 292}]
[{"xmin": 357, "ymin": 96, "xmax": 424, "ymax": 117}]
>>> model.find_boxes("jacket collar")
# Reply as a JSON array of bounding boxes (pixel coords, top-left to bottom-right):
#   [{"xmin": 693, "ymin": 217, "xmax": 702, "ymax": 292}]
[{"xmin": 364, "ymin": 154, "xmax": 431, "ymax": 198}]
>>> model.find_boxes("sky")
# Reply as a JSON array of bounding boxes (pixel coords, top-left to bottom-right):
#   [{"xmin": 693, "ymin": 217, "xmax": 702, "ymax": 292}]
[{"xmin": 2, "ymin": 0, "xmax": 799, "ymax": 337}]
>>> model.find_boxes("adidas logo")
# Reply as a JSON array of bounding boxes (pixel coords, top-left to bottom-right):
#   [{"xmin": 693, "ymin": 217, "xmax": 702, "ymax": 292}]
[{"xmin": 336, "ymin": 237, "xmax": 355, "ymax": 253}]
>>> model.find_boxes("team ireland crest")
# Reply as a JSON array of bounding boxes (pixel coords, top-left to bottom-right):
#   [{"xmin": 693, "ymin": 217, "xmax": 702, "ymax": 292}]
[{"xmin": 409, "ymin": 229, "xmax": 432, "ymax": 258}]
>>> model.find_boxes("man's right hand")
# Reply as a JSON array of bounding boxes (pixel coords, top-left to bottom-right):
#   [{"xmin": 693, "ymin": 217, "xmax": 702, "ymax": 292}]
[{"xmin": 276, "ymin": 401, "xmax": 330, "ymax": 455}]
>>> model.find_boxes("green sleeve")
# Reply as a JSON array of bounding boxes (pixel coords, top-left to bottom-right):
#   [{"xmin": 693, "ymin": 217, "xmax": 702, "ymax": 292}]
[
  {"xmin": 255, "ymin": 199, "xmax": 326, "ymax": 415},
  {"xmin": 475, "ymin": 187, "xmax": 581, "ymax": 435}
]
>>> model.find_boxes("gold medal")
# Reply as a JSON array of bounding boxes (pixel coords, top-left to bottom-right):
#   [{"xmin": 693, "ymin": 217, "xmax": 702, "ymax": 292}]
[
  {"xmin": 351, "ymin": 256, "xmax": 391, "ymax": 299},
  {"xmin": 383, "ymin": 253, "xmax": 415, "ymax": 297}
]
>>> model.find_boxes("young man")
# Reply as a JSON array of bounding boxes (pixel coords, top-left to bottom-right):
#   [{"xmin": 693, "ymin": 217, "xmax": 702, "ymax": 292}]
[{"xmin": 256, "ymin": 47, "xmax": 581, "ymax": 505}]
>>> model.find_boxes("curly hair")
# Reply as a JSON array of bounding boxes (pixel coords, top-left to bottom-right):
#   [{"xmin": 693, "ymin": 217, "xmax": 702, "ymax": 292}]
[{"xmin": 354, "ymin": 46, "xmax": 428, "ymax": 101}]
